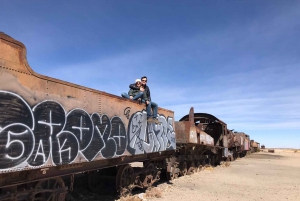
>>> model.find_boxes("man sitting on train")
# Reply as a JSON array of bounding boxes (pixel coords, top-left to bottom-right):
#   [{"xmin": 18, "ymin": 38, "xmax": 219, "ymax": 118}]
[
  {"xmin": 121, "ymin": 79, "xmax": 144, "ymax": 102},
  {"xmin": 129, "ymin": 76, "xmax": 160, "ymax": 124}
]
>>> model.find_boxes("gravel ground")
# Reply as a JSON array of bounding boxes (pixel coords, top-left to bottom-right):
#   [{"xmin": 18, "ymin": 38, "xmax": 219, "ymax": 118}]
[{"xmin": 146, "ymin": 149, "xmax": 300, "ymax": 201}]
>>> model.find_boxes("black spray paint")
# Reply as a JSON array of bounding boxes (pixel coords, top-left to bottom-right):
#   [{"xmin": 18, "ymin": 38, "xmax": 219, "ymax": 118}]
[{"xmin": 0, "ymin": 90, "xmax": 175, "ymax": 171}]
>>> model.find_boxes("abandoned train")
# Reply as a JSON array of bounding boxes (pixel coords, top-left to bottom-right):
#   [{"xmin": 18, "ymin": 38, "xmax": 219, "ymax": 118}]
[{"xmin": 0, "ymin": 33, "xmax": 260, "ymax": 201}]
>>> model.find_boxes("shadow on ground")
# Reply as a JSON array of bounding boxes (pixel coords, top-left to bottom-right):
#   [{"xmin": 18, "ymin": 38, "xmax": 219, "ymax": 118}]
[{"xmin": 246, "ymin": 153, "xmax": 284, "ymax": 160}]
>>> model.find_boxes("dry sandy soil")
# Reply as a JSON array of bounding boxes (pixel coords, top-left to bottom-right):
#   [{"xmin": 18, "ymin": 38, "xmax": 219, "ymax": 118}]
[{"xmin": 132, "ymin": 149, "xmax": 300, "ymax": 201}]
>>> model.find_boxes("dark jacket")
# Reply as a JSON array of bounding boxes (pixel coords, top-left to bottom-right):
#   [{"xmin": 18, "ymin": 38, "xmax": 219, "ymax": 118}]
[
  {"xmin": 129, "ymin": 84, "xmax": 151, "ymax": 101},
  {"xmin": 128, "ymin": 83, "xmax": 146, "ymax": 99}
]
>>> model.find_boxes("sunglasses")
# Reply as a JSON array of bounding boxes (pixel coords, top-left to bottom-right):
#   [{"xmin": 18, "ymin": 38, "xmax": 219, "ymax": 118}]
[{"xmin": 141, "ymin": 79, "xmax": 147, "ymax": 82}]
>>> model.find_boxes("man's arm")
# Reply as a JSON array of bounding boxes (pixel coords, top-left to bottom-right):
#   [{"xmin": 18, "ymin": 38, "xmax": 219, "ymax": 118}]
[
  {"xmin": 146, "ymin": 86, "xmax": 151, "ymax": 102},
  {"xmin": 143, "ymin": 86, "xmax": 151, "ymax": 103},
  {"xmin": 129, "ymin": 84, "xmax": 139, "ymax": 90},
  {"xmin": 147, "ymin": 86, "xmax": 151, "ymax": 100}
]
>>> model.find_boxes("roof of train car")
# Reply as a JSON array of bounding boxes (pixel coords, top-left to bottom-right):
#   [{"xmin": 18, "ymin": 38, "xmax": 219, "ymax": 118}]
[{"xmin": 179, "ymin": 112, "xmax": 226, "ymax": 125}]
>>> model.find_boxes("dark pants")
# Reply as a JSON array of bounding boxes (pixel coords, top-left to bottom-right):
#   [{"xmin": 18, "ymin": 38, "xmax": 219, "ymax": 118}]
[
  {"xmin": 121, "ymin": 92, "xmax": 143, "ymax": 100},
  {"xmin": 142, "ymin": 100, "xmax": 158, "ymax": 119}
]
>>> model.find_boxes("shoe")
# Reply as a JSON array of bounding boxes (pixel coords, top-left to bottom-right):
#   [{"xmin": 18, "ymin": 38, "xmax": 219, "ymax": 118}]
[
  {"xmin": 153, "ymin": 117, "xmax": 161, "ymax": 124},
  {"xmin": 137, "ymin": 98, "xmax": 141, "ymax": 104},
  {"xmin": 147, "ymin": 118, "xmax": 154, "ymax": 123}
]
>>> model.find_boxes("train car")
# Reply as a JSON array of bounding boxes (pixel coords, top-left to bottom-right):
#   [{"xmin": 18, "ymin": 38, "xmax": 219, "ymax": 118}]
[
  {"xmin": 227, "ymin": 131, "xmax": 250, "ymax": 159},
  {"xmin": 0, "ymin": 32, "xmax": 256, "ymax": 201},
  {"xmin": 233, "ymin": 132, "xmax": 251, "ymax": 157},
  {"xmin": 257, "ymin": 142, "xmax": 260, "ymax": 151},
  {"xmin": 0, "ymin": 32, "xmax": 176, "ymax": 200},
  {"xmin": 250, "ymin": 140, "xmax": 260, "ymax": 153},
  {"xmin": 226, "ymin": 129, "xmax": 237, "ymax": 161},
  {"xmin": 165, "ymin": 108, "xmax": 228, "ymax": 179}
]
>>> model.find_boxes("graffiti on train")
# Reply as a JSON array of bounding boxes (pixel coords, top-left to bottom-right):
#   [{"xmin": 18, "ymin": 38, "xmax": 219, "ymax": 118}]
[
  {"xmin": 127, "ymin": 111, "xmax": 176, "ymax": 155},
  {"xmin": 0, "ymin": 91, "xmax": 175, "ymax": 170}
]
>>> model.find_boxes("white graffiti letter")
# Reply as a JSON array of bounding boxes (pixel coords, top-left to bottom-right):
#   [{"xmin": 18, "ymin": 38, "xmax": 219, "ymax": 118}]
[
  {"xmin": 72, "ymin": 116, "xmax": 90, "ymax": 140},
  {"xmin": 57, "ymin": 138, "xmax": 71, "ymax": 163},
  {"xmin": 34, "ymin": 139, "xmax": 46, "ymax": 162},
  {"xmin": 37, "ymin": 110, "xmax": 61, "ymax": 135},
  {"xmin": 113, "ymin": 124, "xmax": 126, "ymax": 147},
  {"xmin": 5, "ymin": 130, "xmax": 27, "ymax": 160}
]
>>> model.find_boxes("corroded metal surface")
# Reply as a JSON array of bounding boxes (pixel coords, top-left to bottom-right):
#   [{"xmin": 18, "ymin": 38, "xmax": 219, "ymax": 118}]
[
  {"xmin": 234, "ymin": 132, "xmax": 251, "ymax": 152},
  {"xmin": 175, "ymin": 107, "xmax": 214, "ymax": 145},
  {"xmin": 0, "ymin": 33, "xmax": 265, "ymax": 200},
  {"xmin": 268, "ymin": 149, "xmax": 275, "ymax": 153},
  {"xmin": 0, "ymin": 33, "xmax": 176, "ymax": 176}
]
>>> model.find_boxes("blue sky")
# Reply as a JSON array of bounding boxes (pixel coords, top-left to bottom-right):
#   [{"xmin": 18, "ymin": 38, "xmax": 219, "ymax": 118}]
[{"xmin": 1, "ymin": 1, "xmax": 299, "ymax": 148}]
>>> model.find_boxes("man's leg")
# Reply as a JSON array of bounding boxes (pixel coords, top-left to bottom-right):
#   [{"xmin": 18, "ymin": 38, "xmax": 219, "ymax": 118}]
[
  {"xmin": 121, "ymin": 92, "xmax": 130, "ymax": 99},
  {"xmin": 146, "ymin": 102, "xmax": 152, "ymax": 119},
  {"xmin": 151, "ymin": 101, "xmax": 158, "ymax": 118},
  {"xmin": 141, "ymin": 99, "xmax": 153, "ymax": 122},
  {"xmin": 145, "ymin": 101, "xmax": 153, "ymax": 121},
  {"xmin": 132, "ymin": 92, "xmax": 143, "ymax": 100},
  {"xmin": 151, "ymin": 101, "xmax": 161, "ymax": 124}
]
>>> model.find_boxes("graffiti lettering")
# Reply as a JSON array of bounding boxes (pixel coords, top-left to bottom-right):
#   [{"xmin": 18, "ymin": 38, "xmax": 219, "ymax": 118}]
[
  {"xmin": 0, "ymin": 90, "xmax": 175, "ymax": 171},
  {"xmin": 124, "ymin": 107, "xmax": 131, "ymax": 119},
  {"xmin": 127, "ymin": 111, "xmax": 176, "ymax": 154}
]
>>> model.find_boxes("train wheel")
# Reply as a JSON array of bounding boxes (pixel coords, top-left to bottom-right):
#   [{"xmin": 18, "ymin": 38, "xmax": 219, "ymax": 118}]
[
  {"xmin": 145, "ymin": 163, "xmax": 158, "ymax": 186},
  {"xmin": 187, "ymin": 162, "xmax": 195, "ymax": 175},
  {"xmin": 180, "ymin": 162, "xmax": 187, "ymax": 176},
  {"xmin": 116, "ymin": 165, "xmax": 134, "ymax": 196},
  {"xmin": 33, "ymin": 177, "xmax": 66, "ymax": 201}
]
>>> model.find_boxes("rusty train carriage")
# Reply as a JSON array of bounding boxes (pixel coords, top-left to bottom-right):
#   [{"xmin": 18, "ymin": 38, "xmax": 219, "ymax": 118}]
[
  {"xmin": 227, "ymin": 131, "xmax": 252, "ymax": 159},
  {"xmin": 0, "ymin": 33, "xmax": 176, "ymax": 200},
  {"xmin": 0, "ymin": 32, "xmax": 263, "ymax": 201},
  {"xmin": 165, "ymin": 108, "xmax": 229, "ymax": 179},
  {"xmin": 250, "ymin": 140, "xmax": 261, "ymax": 153}
]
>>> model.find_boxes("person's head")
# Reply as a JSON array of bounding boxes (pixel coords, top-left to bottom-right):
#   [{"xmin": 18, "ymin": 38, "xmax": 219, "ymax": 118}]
[
  {"xmin": 141, "ymin": 76, "xmax": 147, "ymax": 86},
  {"xmin": 135, "ymin": 79, "xmax": 141, "ymax": 87}
]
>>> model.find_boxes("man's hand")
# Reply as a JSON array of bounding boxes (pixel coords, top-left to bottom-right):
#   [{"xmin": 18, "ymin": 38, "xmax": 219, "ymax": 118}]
[
  {"xmin": 130, "ymin": 96, "xmax": 133, "ymax": 99},
  {"xmin": 146, "ymin": 100, "xmax": 150, "ymax": 105}
]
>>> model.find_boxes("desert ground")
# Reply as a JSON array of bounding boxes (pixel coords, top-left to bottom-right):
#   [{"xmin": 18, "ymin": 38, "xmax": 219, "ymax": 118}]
[{"xmin": 132, "ymin": 149, "xmax": 300, "ymax": 201}]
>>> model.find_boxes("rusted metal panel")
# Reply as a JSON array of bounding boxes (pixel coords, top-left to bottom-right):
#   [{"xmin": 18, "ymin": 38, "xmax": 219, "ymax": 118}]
[
  {"xmin": 0, "ymin": 33, "xmax": 176, "ymax": 174},
  {"xmin": 244, "ymin": 139, "xmax": 249, "ymax": 151},
  {"xmin": 223, "ymin": 135, "xmax": 228, "ymax": 148},
  {"xmin": 174, "ymin": 121, "xmax": 197, "ymax": 144},
  {"xmin": 176, "ymin": 107, "xmax": 226, "ymax": 147},
  {"xmin": 199, "ymin": 131, "xmax": 207, "ymax": 145},
  {"xmin": 268, "ymin": 149, "xmax": 275, "ymax": 153},
  {"xmin": 205, "ymin": 134, "xmax": 214, "ymax": 146},
  {"xmin": 252, "ymin": 141, "xmax": 258, "ymax": 148},
  {"xmin": 223, "ymin": 148, "xmax": 229, "ymax": 157},
  {"xmin": 174, "ymin": 108, "xmax": 197, "ymax": 144},
  {"xmin": 235, "ymin": 132, "xmax": 246, "ymax": 150},
  {"xmin": 226, "ymin": 129, "xmax": 236, "ymax": 148},
  {"xmin": 174, "ymin": 121, "xmax": 187, "ymax": 143},
  {"xmin": 239, "ymin": 136, "xmax": 244, "ymax": 146}
]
